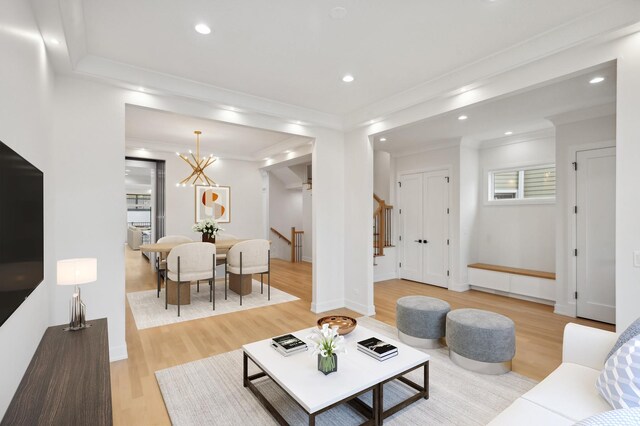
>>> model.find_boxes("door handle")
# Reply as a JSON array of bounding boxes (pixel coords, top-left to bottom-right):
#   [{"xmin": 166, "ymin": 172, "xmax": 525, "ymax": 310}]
[
  {"xmin": 423, "ymin": 240, "xmax": 428, "ymax": 244},
  {"xmin": 415, "ymin": 239, "xmax": 422, "ymax": 243}
]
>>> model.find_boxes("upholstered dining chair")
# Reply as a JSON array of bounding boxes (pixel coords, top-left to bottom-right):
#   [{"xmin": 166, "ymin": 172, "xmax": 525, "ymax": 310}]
[
  {"xmin": 155, "ymin": 235, "xmax": 193, "ymax": 298},
  {"xmin": 225, "ymin": 239, "xmax": 270, "ymax": 306},
  {"xmin": 166, "ymin": 242, "xmax": 217, "ymax": 316}
]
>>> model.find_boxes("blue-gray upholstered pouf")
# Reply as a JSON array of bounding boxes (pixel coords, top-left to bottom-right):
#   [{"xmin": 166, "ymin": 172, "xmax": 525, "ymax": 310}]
[
  {"xmin": 446, "ymin": 308, "xmax": 516, "ymax": 375},
  {"xmin": 396, "ymin": 296, "xmax": 451, "ymax": 348}
]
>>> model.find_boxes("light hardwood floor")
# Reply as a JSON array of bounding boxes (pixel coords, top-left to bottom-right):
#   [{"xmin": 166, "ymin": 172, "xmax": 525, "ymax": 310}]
[{"xmin": 112, "ymin": 247, "xmax": 613, "ymax": 425}]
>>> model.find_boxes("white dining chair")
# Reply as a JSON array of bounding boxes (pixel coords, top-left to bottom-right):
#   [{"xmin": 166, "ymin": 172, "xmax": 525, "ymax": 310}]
[
  {"xmin": 225, "ymin": 239, "xmax": 270, "ymax": 306},
  {"xmin": 155, "ymin": 235, "xmax": 193, "ymax": 298},
  {"xmin": 166, "ymin": 242, "xmax": 217, "ymax": 316}
]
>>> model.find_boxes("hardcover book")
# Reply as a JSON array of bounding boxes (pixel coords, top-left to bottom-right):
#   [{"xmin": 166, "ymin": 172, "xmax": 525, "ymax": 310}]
[
  {"xmin": 357, "ymin": 337, "xmax": 398, "ymax": 356},
  {"xmin": 272, "ymin": 334, "xmax": 307, "ymax": 351},
  {"xmin": 357, "ymin": 346, "xmax": 398, "ymax": 361}
]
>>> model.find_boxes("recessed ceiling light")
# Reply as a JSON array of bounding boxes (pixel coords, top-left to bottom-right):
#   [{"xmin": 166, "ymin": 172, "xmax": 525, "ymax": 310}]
[
  {"xmin": 458, "ymin": 115, "xmax": 468, "ymax": 121},
  {"xmin": 50, "ymin": 38, "xmax": 60, "ymax": 45},
  {"xmin": 125, "ymin": 169, "xmax": 131, "ymax": 172},
  {"xmin": 589, "ymin": 76, "xmax": 605, "ymax": 84},
  {"xmin": 284, "ymin": 150, "xmax": 292, "ymax": 154},
  {"xmin": 195, "ymin": 24, "xmax": 211, "ymax": 35},
  {"xmin": 263, "ymin": 157, "xmax": 271, "ymax": 161},
  {"xmin": 380, "ymin": 137, "xmax": 387, "ymax": 142},
  {"xmin": 504, "ymin": 131, "xmax": 513, "ymax": 136},
  {"xmin": 138, "ymin": 87, "xmax": 145, "ymax": 92},
  {"xmin": 342, "ymin": 74, "xmax": 355, "ymax": 83}
]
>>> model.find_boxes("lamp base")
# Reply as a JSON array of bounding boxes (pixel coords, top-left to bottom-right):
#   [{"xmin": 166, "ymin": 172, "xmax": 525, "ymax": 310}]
[
  {"xmin": 63, "ymin": 323, "xmax": 92, "ymax": 332},
  {"xmin": 64, "ymin": 285, "xmax": 89, "ymax": 332}
]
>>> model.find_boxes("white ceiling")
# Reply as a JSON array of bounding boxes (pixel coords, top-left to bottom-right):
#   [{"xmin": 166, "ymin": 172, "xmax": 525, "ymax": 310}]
[
  {"xmin": 75, "ymin": 0, "xmax": 619, "ymax": 115},
  {"xmin": 375, "ymin": 62, "xmax": 617, "ymax": 155},
  {"xmin": 125, "ymin": 105, "xmax": 310, "ymax": 160}
]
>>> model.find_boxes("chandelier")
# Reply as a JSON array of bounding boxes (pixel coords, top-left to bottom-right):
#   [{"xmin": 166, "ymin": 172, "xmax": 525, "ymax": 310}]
[{"xmin": 176, "ymin": 130, "xmax": 217, "ymax": 187}]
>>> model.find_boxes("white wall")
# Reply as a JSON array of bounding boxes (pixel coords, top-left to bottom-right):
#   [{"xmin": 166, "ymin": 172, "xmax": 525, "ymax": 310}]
[
  {"xmin": 268, "ymin": 172, "xmax": 302, "ymax": 260},
  {"xmin": 374, "ymin": 150, "xmax": 391, "ymax": 202},
  {"xmin": 393, "ymin": 144, "xmax": 465, "ymax": 290},
  {"xmin": 51, "ymin": 76, "xmax": 128, "ymax": 361},
  {"xmin": 551, "ymin": 113, "xmax": 616, "ymax": 318},
  {"xmin": 302, "ymin": 188, "xmax": 313, "ymax": 262},
  {"xmin": 0, "ymin": 0, "xmax": 54, "ymax": 416},
  {"xmin": 473, "ymin": 137, "xmax": 556, "ymax": 272},
  {"xmin": 459, "ymin": 144, "xmax": 480, "ymax": 286}
]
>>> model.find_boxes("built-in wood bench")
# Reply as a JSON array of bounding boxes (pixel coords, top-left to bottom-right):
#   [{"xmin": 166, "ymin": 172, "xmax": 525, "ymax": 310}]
[{"xmin": 467, "ymin": 263, "xmax": 556, "ymax": 305}]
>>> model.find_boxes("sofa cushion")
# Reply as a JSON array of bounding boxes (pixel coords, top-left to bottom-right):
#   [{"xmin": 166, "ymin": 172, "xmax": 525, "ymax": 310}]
[
  {"xmin": 607, "ymin": 317, "xmax": 640, "ymax": 360},
  {"xmin": 576, "ymin": 408, "xmax": 640, "ymax": 425},
  {"xmin": 521, "ymin": 363, "xmax": 611, "ymax": 421},
  {"xmin": 597, "ymin": 336, "xmax": 640, "ymax": 409},
  {"xmin": 487, "ymin": 398, "xmax": 574, "ymax": 426}
]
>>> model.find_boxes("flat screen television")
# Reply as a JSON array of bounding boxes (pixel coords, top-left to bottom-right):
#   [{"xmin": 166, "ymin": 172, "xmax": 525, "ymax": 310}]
[{"xmin": 0, "ymin": 140, "xmax": 44, "ymax": 327}]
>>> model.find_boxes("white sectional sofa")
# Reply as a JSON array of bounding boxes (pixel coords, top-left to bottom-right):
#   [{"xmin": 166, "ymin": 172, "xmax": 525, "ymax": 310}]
[{"xmin": 489, "ymin": 323, "xmax": 617, "ymax": 425}]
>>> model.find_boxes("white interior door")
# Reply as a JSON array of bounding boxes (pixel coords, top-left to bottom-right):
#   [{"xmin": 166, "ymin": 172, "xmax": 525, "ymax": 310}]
[
  {"xmin": 399, "ymin": 173, "xmax": 423, "ymax": 282},
  {"xmin": 399, "ymin": 170, "xmax": 449, "ymax": 287},
  {"xmin": 576, "ymin": 147, "xmax": 616, "ymax": 324},
  {"xmin": 423, "ymin": 170, "xmax": 449, "ymax": 287}
]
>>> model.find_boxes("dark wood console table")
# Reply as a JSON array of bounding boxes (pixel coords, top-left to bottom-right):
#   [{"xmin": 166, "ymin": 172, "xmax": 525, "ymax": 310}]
[{"xmin": 1, "ymin": 318, "xmax": 112, "ymax": 425}]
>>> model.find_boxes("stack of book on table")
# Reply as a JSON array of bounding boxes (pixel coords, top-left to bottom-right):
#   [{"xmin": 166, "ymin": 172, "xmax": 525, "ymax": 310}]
[
  {"xmin": 357, "ymin": 337, "xmax": 398, "ymax": 361},
  {"xmin": 271, "ymin": 334, "xmax": 308, "ymax": 356}
]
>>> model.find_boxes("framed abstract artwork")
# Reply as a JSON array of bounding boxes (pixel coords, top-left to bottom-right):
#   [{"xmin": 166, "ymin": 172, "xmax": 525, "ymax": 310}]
[{"xmin": 195, "ymin": 185, "xmax": 231, "ymax": 223}]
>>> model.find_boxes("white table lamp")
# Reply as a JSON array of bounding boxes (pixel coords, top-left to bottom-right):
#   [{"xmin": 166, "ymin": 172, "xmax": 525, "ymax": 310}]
[{"xmin": 57, "ymin": 258, "xmax": 97, "ymax": 331}]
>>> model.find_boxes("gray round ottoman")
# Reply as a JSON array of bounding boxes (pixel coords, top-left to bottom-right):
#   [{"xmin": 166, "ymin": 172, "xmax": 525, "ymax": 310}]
[
  {"xmin": 396, "ymin": 296, "xmax": 451, "ymax": 348},
  {"xmin": 446, "ymin": 309, "xmax": 515, "ymax": 375}
]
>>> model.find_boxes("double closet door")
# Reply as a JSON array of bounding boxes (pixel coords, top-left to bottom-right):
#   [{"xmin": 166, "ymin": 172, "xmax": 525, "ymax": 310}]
[{"xmin": 399, "ymin": 169, "xmax": 449, "ymax": 288}]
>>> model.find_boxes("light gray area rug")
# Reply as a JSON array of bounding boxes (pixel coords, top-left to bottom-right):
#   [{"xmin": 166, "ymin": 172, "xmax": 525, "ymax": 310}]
[
  {"xmin": 156, "ymin": 317, "xmax": 536, "ymax": 425},
  {"xmin": 127, "ymin": 280, "xmax": 298, "ymax": 330}
]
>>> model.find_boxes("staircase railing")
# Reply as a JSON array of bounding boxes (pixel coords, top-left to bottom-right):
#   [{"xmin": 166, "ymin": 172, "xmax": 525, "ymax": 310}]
[
  {"xmin": 291, "ymin": 227, "xmax": 304, "ymax": 263},
  {"xmin": 270, "ymin": 227, "xmax": 291, "ymax": 245},
  {"xmin": 373, "ymin": 194, "xmax": 393, "ymax": 257}
]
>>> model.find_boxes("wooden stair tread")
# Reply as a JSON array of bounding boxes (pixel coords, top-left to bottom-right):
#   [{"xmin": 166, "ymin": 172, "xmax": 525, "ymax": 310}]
[{"xmin": 467, "ymin": 263, "xmax": 555, "ymax": 280}]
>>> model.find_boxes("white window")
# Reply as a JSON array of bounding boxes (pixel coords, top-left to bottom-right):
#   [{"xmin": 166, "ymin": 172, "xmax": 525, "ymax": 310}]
[{"xmin": 488, "ymin": 165, "xmax": 555, "ymax": 202}]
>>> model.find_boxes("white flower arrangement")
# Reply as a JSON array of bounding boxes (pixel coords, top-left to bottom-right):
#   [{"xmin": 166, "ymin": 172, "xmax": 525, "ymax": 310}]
[
  {"xmin": 307, "ymin": 323, "xmax": 347, "ymax": 358},
  {"xmin": 192, "ymin": 218, "xmax": 223, "ymax": 235}
]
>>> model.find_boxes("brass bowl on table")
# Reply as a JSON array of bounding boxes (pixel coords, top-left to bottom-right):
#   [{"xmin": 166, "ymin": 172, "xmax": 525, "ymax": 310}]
[{"xmin": 316, "ymin": 316, "xmax": 357, "ymax": 335}]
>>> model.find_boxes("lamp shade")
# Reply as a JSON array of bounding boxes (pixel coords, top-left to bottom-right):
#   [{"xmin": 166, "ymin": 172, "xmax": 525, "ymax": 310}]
[{"xmin": 57, "ymin": 258, "xmax": 97, "ymax": 286}]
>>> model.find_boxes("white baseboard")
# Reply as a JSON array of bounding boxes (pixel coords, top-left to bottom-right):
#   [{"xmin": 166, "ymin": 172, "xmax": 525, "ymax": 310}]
[
  {"xmin": 109, "ymin": 344, "xmax": 128, "ymax": 362},
  {"xmin": 448, "ymin": 282, "xmax": 470, "ymax": 292},
  {"xmin": 311, "ymin": 298, "xmax": 344, "ymax": 313},
  {"xmin": 374, "ymin": 271, "xmax": 398, "ymax": 282},
  {"xmin": 302, "ymin": 256, "xmax": 312, "ymax": 263},
  {"xmin": 554, "ymin": 303, "xmax": 576, "ymax": 318},
  {"xmin": 344, "ymin": 299, "xmax": 376, "ymax": 316}
]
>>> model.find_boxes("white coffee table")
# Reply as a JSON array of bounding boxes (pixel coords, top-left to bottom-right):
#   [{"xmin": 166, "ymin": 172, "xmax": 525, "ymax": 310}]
[{"xmin": 242, "ymin": 325, "xmax": 430, "ymax": 425}]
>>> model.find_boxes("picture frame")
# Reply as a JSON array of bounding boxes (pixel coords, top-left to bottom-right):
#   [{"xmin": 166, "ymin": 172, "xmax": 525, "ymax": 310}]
[{"xmin": 195, "ymin": 185, "xmax": 231, "ymax": 223}]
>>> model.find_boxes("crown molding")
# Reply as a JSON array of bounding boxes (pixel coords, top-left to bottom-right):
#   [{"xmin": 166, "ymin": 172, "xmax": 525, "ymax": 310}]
[
  {"xmin": 546, "ymin": 102, "xmax": 616, "ymax": 126},
  {"xmin": 389, "ymin": 138, "xmax": 461, "ymax": 159}
]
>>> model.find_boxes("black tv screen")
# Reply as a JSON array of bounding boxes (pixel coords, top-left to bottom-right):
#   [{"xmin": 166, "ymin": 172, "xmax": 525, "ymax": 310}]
[{"xmin": 0, "ymin": 140, "xmax": 44, "ymax": 327}]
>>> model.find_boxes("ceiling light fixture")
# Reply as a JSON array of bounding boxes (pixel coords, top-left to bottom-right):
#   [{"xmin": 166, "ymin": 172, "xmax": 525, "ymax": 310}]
[
  {"xmin": 458, "ymin": 115, "xmax": 468, "ymax": 121},
  {"xmin": 504, "ymin": 131, "xmax": 513, "ymax": 136},
  {"xmin": 50, "ymin": 38, "xmax": 60, "ymax": 45},
  {"xmin": 342, "ymin": 74, "xmax": 355, "ymax": 83},
  {"xmin": 589, "ymin": 76, "xmax": 605, "ymax": 84},
  {"xmin": 138, "ymin": 87, "xmax": 145, "ymax": 92},
  {"xmin": 195, "ymin": 24, "xmax": 211, "ymax": 35},
  {"xmin": 380, "ymin": 137, "xmax": 387, "ymax": 142},
  {"xmin": 176, "ymin": 131, "xmax": 217, "ymax": 186},
  {"xmin": 284, "ymin": 150, "xmax": 292, "ymax": 154}
]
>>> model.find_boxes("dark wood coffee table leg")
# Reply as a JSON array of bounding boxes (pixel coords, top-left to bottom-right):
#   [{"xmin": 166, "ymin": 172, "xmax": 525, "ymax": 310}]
[{"xmin": 380, "ymin": 361, "xmax": 429, "ymax": 422}]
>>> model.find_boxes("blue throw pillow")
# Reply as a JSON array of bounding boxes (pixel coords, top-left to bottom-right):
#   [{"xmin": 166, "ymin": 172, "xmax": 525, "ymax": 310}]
[
  {"xmin": 597, "ymin": 336, "xmax": 640, "ymax": 409},
  {"xmin": 607, "ymin": 317, "xmax": 640, "ymax": 361}
]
